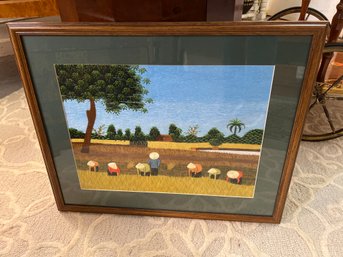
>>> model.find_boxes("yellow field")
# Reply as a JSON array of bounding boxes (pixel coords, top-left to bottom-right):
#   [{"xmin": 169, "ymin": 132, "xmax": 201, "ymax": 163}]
[
  {"xmin": 71, "ymin": 139, "xmax": 130, "ymax": 145},
  {"xmin": 71, "ymin": 139, "xmax": 260, "ymax": 151},
  {"xmin": 78, "ymin": 170, "xmax": 254, "ymax": 197},
  {"xmin": 148, "ymin": 141, "xmax": 260, "ymax": 151}
]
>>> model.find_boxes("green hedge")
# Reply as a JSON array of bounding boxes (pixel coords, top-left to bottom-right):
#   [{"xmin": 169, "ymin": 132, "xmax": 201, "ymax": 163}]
[
  {"xmin": 224, "ymin": 134, "xmax": 241, "ymax": 143},
  {"xmin": 68, "ymin": 128, "xmax": 85, "ymax": 138},
  {"xmin": 69, "ymin": 126, "xmax": 264, "ymax": 145},
  {"xmin": 240, "ymin": 129, "xmax": 263, "ymax": 144}
]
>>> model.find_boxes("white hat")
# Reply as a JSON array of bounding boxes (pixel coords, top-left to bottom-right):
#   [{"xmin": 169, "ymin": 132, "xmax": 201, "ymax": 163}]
[
  {"xmin": 187, "ymin": 163, "xmax": 196, "ymax": 169},
  {"xmin": 208, "ymin": 168, "xmax": 221, "ymax": 174},
  {"xmin": 227, "ymin": 170, "xmax": 239, "ymax": 179},
  {"xmin": 87, "ymin": 160, "xmax": 97, "ymax": 167},
  {"xmin": 108, "ymin": 162, "xmax": 117, "ymax": 169},
  {"xmin": 135, "ymin": 163, "xmax": 144, "ymax": 169},
  {"xmin": 149, "ymin": 152, "xmax": 159, "ymax": 160}
]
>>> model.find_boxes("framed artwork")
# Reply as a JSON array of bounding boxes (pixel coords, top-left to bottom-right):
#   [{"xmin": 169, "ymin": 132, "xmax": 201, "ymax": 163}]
[{"xmin": 8, "ymin": 22, "xmax": 327, "ymax": 223}]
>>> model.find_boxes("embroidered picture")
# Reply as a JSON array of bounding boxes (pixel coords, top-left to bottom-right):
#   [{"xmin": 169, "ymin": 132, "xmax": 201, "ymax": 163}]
[{"xmin": 55, "ymin": 64, "xmax": 274, "ymax": 198}]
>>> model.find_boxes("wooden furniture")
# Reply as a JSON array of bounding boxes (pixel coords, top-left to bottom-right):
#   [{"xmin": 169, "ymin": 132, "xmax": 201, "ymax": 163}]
[
  {"xmin": 299, "ymin": 0, "xmax": 311, "ymax": 20},
  {"xmin": 0, "ymin": 0, "xmax": 58, "ymax": 18},
  {"xmin": 56, "ymin": 0, "xmax": 244, "ymax": 22},
  {"xmin": 329, "ymin": 0, "xmax": 343, "ymax": 42},
  {"xmin": 317, "ymin": 0, "xmax": 343, "ymax": 82}
]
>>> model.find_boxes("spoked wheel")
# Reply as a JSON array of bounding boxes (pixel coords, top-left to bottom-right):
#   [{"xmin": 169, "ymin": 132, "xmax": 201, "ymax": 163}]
[
  {"xmin": 268, "ymin": 7, "xmax": 329, "ymax": 21},
  {"xmin": 302, "ymin": 43, "xmax": 343, "ymax": 141}
]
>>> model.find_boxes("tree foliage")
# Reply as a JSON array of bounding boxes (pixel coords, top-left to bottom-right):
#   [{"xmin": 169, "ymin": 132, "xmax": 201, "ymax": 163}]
[
  {"xmin": 225, "ymin": 134, "xmax": 241, "ymax": 143},
  {"xmin": 206, "ymin": 128, "xmax": 224, "ymax": 140},
  {"xmin": 241, "ymin": 129, "xmax": 263, "ymax": 144},
  {"xmin": 106, "ymin": 124, "xmax": 116, "ymax": 139},
  {"xmin": 131, "ymin": 126, "xmax": 147, "ymax": 146},
  {"xmin": 116, "ymin": 129, "xmax": 124, "ymax": 140},
  {"xmin": 133, "ymin": 126, "xmax": 145, "ymax": 141},
  {"xmin": 149, "ymin": 126, "xmax": 161, "ymax": 141},
  {"xmin": 68, "ymin": 128, "xmax": 85, "ymax": 138},
  {"xmin": 56, "ymin": 64, "xmax": 152, "ymax": 113},
  {"xmin": 227, "ymin": 118, "xmax": 245, "ymax": 135},
  {"xmin": 168, "ymin": 123, "xmax": 182, "ymax": 140},
  {"xmin": 124, "ymin": 129, "xmax": 131, "ymax": 140},
  {"xmin": 209, "ymin": 137, "xmax": 223, "ymax": 146}
]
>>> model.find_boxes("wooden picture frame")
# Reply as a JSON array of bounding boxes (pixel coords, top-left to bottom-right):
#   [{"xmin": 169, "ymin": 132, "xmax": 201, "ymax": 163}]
[{"xmin": 8, "ymin": 22, "xmax": 327, "ymax": 223}]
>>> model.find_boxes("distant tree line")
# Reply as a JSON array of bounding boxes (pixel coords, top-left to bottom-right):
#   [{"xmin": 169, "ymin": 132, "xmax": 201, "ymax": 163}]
[{"xmin": 69, "ymin": 123, "xmax": 264, "ymax": 145}]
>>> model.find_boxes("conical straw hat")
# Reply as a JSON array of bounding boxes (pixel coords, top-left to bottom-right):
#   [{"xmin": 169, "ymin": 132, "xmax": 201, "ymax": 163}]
[
  {"xmin": 108, "ymin": 162, "xmax": 117, "ymax": 169},
  {"xmin": 87, "ymin": 161, "xmax": 96, "ymax": 167},
  {"xmin": 135, "ymin": 163, "xmax": 144, "ymax": 169},
  {"xmin": 187, "ymin": 163, "xmax": 196, "ymax": 169},
  {"xmin": 208, "ymin": 168, "xmax": 221, "ymax": 174},
  {"xmin": 149, "ymin": 152, "xmax": 159, "ymax": 160},
  {"xmin": 227, "ymin": 170, "xmax": 239, "ymax": 179}
]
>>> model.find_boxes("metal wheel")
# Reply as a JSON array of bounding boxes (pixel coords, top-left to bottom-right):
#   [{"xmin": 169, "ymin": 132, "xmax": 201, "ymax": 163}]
[
  {"xmin": 302, "ymin": 43, "xmax": 343, "ymax": 141},
  {"xmin": 268, "ymin": 7, "xmax": 328, "ymax": 21}
]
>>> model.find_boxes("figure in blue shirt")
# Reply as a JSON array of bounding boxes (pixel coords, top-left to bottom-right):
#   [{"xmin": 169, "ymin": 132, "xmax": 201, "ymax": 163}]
[{"xmin": 148, "ymin": 152, "xmax": 160, "ymax": 176}]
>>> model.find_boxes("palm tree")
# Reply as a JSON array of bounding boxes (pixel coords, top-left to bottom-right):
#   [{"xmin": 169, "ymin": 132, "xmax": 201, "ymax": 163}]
[{"xmin": 227, "ymin": 118, "xmax": 245, "ymax": 135}]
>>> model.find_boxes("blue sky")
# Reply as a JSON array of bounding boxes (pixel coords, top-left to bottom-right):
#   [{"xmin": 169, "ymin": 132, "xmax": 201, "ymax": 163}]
[{"xmin": 62, "ymin": 65, "xmax": 274, "ymax": 136}]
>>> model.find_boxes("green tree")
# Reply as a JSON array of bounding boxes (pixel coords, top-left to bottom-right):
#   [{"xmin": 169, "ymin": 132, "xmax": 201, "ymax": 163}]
[
  {"xmin": 116, "ymin": 129, "xmax": 124, "ymax": 140},
  {"xmin": 149, "ymin": 126, "xmax": 161, "ymax": 141},
  {"xmin": 124, "ymin": 128, "xmax": 131, "ymax": 140},
  {"xmin": 227, "ymin": 118, "xmax": 245, "ymax": 135},
  {"xmin": 68, "ymin": 128, "xmax": 85, "ymax": 139},
  {"xmin": 209, "ymin": 136, "xmax": 223, "ymax": 147},
  {"xmin": 168, "ymin": 123, "xmax": 182, "ymax": 140},
  {"xmin": 133, "ymin": 126, "xmax": 146, "ymax": 142},
  {"xmin": 184, "ymin": 134, "xmax": 197, "ymax": 142},
  {"xmin": 107, "ymin": 124, "xmax": 116, "ymax": 139},
  {"xmin": 206, "ymin": 128, "xmax": 224, "ymax": 140},
  {"xmin": 55, "ymin": 64, "xmax": 152, "ymax": 153}
]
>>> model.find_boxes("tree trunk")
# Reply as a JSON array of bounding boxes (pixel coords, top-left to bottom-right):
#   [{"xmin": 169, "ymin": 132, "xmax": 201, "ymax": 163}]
[{"xmin": 81, "ymin": 98, "xmax": 96, "ymax": 153}]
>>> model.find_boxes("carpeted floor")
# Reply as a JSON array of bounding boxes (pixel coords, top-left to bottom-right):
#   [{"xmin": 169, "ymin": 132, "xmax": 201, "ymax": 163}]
[{"xmin": 1, "ymin": 37, "xmax": 343, "ymax": 257}]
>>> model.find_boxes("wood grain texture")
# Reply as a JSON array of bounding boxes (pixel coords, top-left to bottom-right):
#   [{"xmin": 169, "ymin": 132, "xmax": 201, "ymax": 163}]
[
  {"xmin": 272, "ymin": 24, "xmax": 329, "ymax": 223},
  {"xmin": 7, "ymin": 21, "xmax": 329, "ymax": 35},
  {"xmin": 7, "ymin": 22, "xmax": 328, "ymax": 223},
  {"xmin": 55, "ymin": 0, "xmax": 242, "ymax": 22},
  {"xmin": 0, "ymin": 0, "xmax": 59, "ymax": 18},
  {"xmin": 299, "ymin": 0, "xmax": 311, "ymax": 20},
  {"xmin": 7, "ymin": 22, "xmax": 65, "ymax": 211}
]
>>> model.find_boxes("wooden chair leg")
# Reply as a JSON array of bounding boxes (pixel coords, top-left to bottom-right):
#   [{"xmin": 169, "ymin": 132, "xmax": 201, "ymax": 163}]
[{"xmin": 299, "ymin": 0, "xmax": 311, "ymax": 20}]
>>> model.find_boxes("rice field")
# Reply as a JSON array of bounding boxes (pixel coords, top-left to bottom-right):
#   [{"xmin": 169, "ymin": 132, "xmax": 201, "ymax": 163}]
[
  {"xmin": 73, "ymin": 142, "xmax": 259, "ymax": 197},
  {"xmin": 78, "ymin": 171, "xmax": 255, "ymax": 197}
]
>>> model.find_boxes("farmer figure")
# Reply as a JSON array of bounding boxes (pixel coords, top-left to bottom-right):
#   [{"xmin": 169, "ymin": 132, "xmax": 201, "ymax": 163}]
[
  {"xmin": 107, "ymin": 162, "xmax": 120, "ymax": 176},
  {"xmin": 148, "ymin": 152, "xmax": 160, "ymax": 176}
]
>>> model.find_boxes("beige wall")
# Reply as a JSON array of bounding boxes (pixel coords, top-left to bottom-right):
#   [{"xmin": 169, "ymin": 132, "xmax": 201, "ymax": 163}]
[{"xmin": 266, "ymin": 0, "xmax": 338, "ymax": 21}]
